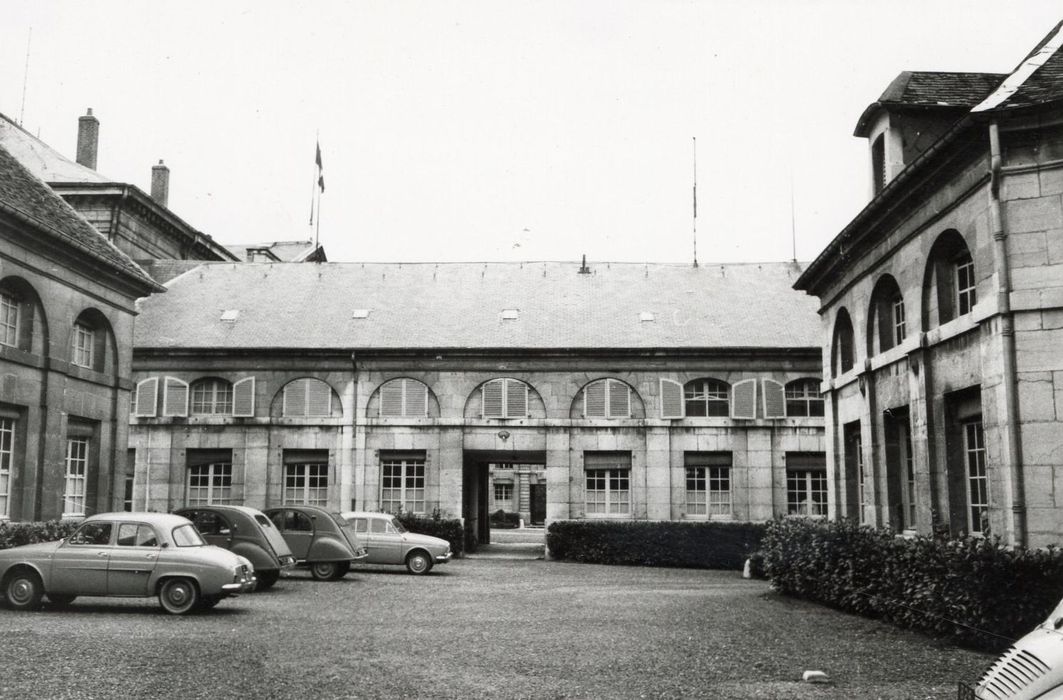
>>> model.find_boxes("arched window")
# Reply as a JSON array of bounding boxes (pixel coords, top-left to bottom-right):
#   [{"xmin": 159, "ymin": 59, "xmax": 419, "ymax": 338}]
[
  {"xmin": 582, "ymin": 379, "xmax": 631, "ymax": 419},
  {"xmin": 785, "ymin": 379, "xmax": 823, "ymax": 417},
  {"xmin": 282, "ymin": 378, "xmax": 335, "ymax": 417},
  {"xmin": 190, "ymin": 378, "xmax": 234, "ymax": 415},
  {"xmin": 867, "ymin": 275, "xmax": 906, "ymax": 355},
  {"xmin": 480, "ymin": 378, "xmax": 529, "ymax": 419},
  {"xmin": 70, "ymin": 309, "xmax": 111, "ymax": 373},
  {"xmin": 832, "ymin": 308, "xmax": 855, "ymax": 375},
  {"xmin": 923, "ymin": 230, "xmax": 977, "ymax": 329},
  {"xmin": 378, "ymin": 378, "xmax": 429, "ymax": 418},
  {"xmin": 683, "ymin": 379, "xmax": 730, "ymax": 417},
  {"xmin": 0, "ymin": 277, "xmax": 40, "ymax": 353}
]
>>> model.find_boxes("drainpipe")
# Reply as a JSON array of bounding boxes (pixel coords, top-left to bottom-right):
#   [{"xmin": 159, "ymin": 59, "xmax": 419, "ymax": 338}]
[{"xmin": 988, "ymin": 120, "xmax": 1026, "ymax": 547}]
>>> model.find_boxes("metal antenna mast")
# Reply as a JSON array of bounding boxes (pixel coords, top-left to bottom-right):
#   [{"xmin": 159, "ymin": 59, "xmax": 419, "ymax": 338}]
[
  {"xmin": 19, "ymin": 28, "xmax": 32, "ymax": 126},
  {"xmin": 692, "ymin": 136, "xmax": 698, "ymax": 268}
]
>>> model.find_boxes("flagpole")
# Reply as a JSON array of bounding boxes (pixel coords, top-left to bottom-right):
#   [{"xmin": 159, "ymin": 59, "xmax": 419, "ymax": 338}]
[
  {"xmin": 309, "ymin": 140, "xmax": 317, "ymax": 227},
  {"xmin": 315, "ymin": 183, "xmax": 321, "ymax": 249}
]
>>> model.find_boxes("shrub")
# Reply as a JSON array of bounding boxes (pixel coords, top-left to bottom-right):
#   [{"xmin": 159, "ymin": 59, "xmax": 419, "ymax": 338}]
[
  {"xmin": 546, "ymin": 520, "xmax": 766, "ymax": 570},
  {"xmin": 0, "ymin": 520, "xmax": 81, "ymax": 550},
  {"xmin": 489, "ymin": 510, "xmax": 520, "ymax": 529},
  {"xmin": 760, "ymin": 518, "xmax": 1063, "ymax": 651},
  {"xmin": 394, "ymin": 509, "xmax": 465, "ymax": 557}
]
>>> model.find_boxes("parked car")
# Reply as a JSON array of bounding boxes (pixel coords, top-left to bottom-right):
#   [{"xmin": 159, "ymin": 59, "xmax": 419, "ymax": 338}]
[
  {"xmin": 339, "ymin": 511, "xmax": 452, "ymax": 575},
  {"xmin": 0, "ymin": 512, "xmax": 255, "ymax": 614},
  {"xmin": 263, "ymin": 506, "xmax": 368, "ymax": 580},
  {"xmin": 961, "ymin": 597, "xmax": 1063, "ymax": 699},
  {"xmin": 174, "ymin": 505, "xmax": 295, "ymax": 590}
]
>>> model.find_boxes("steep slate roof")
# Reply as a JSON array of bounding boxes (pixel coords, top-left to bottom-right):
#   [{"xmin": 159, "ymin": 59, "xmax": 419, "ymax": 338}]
[
  {"xmin": 0, "ymin": 142, "xmax": 162, "ymax": 292},
  {"xmin": 853, "ymin": 72, "xmax": 1004, "ymax": 136},
  {"xmin": 973, "ymin": 20, "xmax": 1063, "ymax": 111},
  {"xmin": 0, "ymin": 113, "xmax": 111, "ymax": 184},
  {"xmin": 134, "ymin": 261, "xmax": 820, "ymax": 351}
]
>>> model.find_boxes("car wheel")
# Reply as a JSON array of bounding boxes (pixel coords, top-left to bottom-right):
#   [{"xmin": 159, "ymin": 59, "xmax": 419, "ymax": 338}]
[
  {"xmin": 256, "ymin": 570, "xmax": 280, "ymax": 590},
  {"xmin": 5, "ymin": 570, "xmax": 43, "ymax": 611},
  {"xmin": 405, "ymin": 551, "xmax": 433, "ymax": 575},
  {"xmin": 158, "ymin": 578, "xmax": 200, "ymax": 615},
  {"xmin": 46, "ymin": 593, "xmax": 77, "ymax": 607},
  {"xmin": 310, "ymin": 562, "xmax": 341, "ymax": 581}
]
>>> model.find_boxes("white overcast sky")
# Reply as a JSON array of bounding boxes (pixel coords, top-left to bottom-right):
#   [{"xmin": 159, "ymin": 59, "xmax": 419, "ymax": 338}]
[{"xmin": 1, "ymin": 1, "xmax": 1061, "ymax": 264}]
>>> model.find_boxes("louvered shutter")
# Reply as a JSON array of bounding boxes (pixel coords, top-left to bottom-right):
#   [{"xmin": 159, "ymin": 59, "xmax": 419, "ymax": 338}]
[
  {"xmin": 162, "ymin": 377, "xmax": 189, "ymax": 417},
  {"xmin": 659, "ymin": 378, "xmax": 684, "ymax": 419},
  {"xmin": 306, "ymin": 379, "xmax": 332, "ymax": 416},
  {"xmin": 134, "ymin": 377, "xmax": 158, "ymax": 418},
  {"xmin": 761, "ymin": 379, "xmax": 786, "ymax": 419},
  {"xmin": 232, "ymin": 377, "xmax": 255, "ymax": 417},
  {"xmin": 607, "ymin": 379, "xmax": 630, "ymax": 418},
  {"xmin": 380, "ymin": 380, "xmax": 404, "ymax": 417},
  {"xmin": 584, "ymin": 381, "xmax": 607, "ymax": 418},
  {"xmin": 403, "ymin": 380, "xmax": 428, "ymax": 417},
  {"xmin": 504, "ymin": 379, "xmax": 527, "ymax": 418},
  {"xmin": 482, "ymin": 379, "xmax": 505, "ymax": 418},
  {"xmin": 284, "ymin": 379, "xmax": 308, "ymax": 417},
  {"xmin": 731, "ymin": 379, "xmax": 757, "ymax": 420}
]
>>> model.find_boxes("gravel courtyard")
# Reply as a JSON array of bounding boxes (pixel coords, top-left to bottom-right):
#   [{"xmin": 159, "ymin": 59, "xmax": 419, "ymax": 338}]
[{"xmin": 0, "ymin": 558, "xmax": 992, "ymax": 699}]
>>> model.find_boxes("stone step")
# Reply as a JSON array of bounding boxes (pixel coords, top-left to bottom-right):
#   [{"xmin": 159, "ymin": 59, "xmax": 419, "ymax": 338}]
[{"xmin": 465, "ymin": 542, "xmax": 545, "ymax": 560}]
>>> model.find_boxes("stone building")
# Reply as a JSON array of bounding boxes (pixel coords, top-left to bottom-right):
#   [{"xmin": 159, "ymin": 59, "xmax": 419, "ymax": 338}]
[
  {"xmin": 0, "ymin": 141, "xmax": 162, "ymax": 521},
  {"xmin": 794, "ymin": 22, "xmax": 1063, "ymax": 547},
  {"xmin": 129, "ymin": 260, "xmax": 825, "ymax": 542}
]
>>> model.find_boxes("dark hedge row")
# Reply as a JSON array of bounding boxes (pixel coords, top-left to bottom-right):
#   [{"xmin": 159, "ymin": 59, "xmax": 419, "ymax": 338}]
[
  {"xmin": 394, "ymin": 511, "xmax": 465, "ymax": 557},
  {"xmin": 0, "ymin": 520, "xmax": 81, "ymax": 550},
  {"xmin": 489, "ymin": 510, "xmax": 521, "ymax": 529},
  {"xmin": 760, "ymin": 518, "xmax": 1063, "ymax": 651},
  {"xmin": 546, "ymin": 520, "xmax": 766, "ymax": 570}
]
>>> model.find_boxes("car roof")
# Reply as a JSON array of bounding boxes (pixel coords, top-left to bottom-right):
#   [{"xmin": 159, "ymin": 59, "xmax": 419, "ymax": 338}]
[
  {"xmin": 339, "ymin": 511, "xmax": 392, "ymax": 519},
  {"xmin": 86, "ymin": 512, "xmax": 192, "ymax": 528},
  {"xmin": 176, "ymin": 504, "xmax": 265, "ymax": 518},
  {"xmin": 265, "ymin": 504, "xmax": 331, "ymax": 515}
]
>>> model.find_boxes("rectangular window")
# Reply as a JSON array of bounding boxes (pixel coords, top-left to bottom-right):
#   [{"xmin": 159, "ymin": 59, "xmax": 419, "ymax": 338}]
[
  {"xmin": 64, "ymin": 436, "xmax": 89, "ymax": 516},
  {"xmin": 892, "ymin": 296, "xmax": 906, "ymax": 346},
  {"xmin": 785, "ymin": 381, "xmax": 823, "ymax": 417},
  {"xmin": 186, "ymin": 459, "xmax": 233, "ymax": 506},
  {"xmin": 191, "ymin": 380, "xmax": 233, "ymax": 415},
  {"xmin": 493, "ymin": 482, "xmax": 512, "ymax": 503},
  {"xmin": 956, "ymin": 257, "xmax": 976, "ymax": 315},
  {"xmin": 584, "ymin": 451, "xmax": 631, "ymax": 516},
  {"xmin": 684, "ymin": 452, "xmax": 731, "ymax": 517},
  {"xmin": 284, "ymin": 462, "xmax": 329, "ymax": 507},
  {"xmin": 71, "ymin": 323, "xmax": 94, "ymax": 368},
  {"xmin": 786, "ymin": 452, "xmax": 827, "ymax": 517},
  {"xmin": 0, "ymin": 293, "xmax": 18, "ymax": 348},
  {"xmin": 380, "ymin": 452, "xmax": 426, "ymax": 513},
  {"xmin": 964, "ymin": 420, "xmax": 988, "ymax": 534},
  {"xmin": 0, "ymin": 417, "xmax": 13, "ymax": 518},
  {"xmin": 684, "ymin": 380, "xmax": 729, "ymax": 417},
  {"xmin": 902, "ymin": 421, "xmax": 916, "ymax": 530}
]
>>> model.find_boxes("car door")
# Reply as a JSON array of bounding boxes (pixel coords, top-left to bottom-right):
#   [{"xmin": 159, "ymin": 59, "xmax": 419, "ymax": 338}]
[
  {"xmin": 273, "ymin": 510, "xmax": 314, "ymax": 561},
  {"xmin": 107, "ymin": 522, "xmax": 161, "ymax": 596},
  {"xmin": 48, "ymin": 521, "xmax": 113, "ymax": 596},
  {"xmin": 365, "ymin": 516, "xmax": 404, "ymax": 564}
]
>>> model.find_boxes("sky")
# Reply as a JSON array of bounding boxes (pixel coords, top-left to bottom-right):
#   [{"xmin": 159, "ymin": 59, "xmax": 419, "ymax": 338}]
[{"xmin": 1, "ymin": 1, "xmax": 1061, "ymax": 265}]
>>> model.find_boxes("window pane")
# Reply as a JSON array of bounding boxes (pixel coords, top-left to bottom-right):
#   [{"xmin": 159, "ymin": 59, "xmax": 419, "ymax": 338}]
[{"xmin": 0, "ymin": 293, "xmax": 18, "ymax": 348}]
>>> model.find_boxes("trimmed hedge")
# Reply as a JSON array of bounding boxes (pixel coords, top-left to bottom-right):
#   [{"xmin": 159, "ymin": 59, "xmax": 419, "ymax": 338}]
[
  {"xmin": 490, "ymin": 510, "xmax": 520, "ymax": 529},
  {"xmin": 0, "ymin": 520, "xmax": 81, "ymax": 550},
  {"xmin": 394, "ymin": 510, "xmax": 465, "ymax": 558},
  {"xmin": 761, "ymin": 518, "xmax": 1063, "ymax": 651},
  {"xmin": 547, "ymin": 520, "xmax": 766, "ymax": 570}
]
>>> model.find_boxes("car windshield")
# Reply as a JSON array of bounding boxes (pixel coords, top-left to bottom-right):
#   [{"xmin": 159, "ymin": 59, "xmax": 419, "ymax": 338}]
[
  {"xmin": 172, "ymin": 524, "xmax": 206, "ymax": 547},
  {"xmin": 389, "ymin": 516, "xmax": 407, "ymax": 533}
]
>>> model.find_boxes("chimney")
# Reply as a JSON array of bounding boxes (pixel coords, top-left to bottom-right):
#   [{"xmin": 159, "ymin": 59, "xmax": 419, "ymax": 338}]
[
  {"xmin": 76, "ymin": 108, "xmax": 99, "ymax": 169},
  {"xmin": 151, "ymin": 159, "xmax": 170, "ymax": 208}
]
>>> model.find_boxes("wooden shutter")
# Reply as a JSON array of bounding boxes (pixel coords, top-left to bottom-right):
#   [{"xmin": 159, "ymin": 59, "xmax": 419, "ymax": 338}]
[
  {"xmin": 306, "ymin": 379, "xmax": 332, "ymax": 416},
  {"xmin": 584, "ymin": 380, "xmax": 607, "ymax": 418},
  {"xmin": 134, "ymin": 377, "xmax": 158, "ymax": 418},
  {"xmin": 162, "ymin": 377, "xmax": 188, "ymax": 417},
  {"xmin": 607, "ymin": 379, "xmax": 630, "ymax": 418},
  {"xmin": 403, "ymin": 380, "xmax": 428, "ymax": 417},
  {"xmin": 761, "ymin": 379, "xmax": 786, "ymax": 419},
  {"xmin": 731, "ymin": 379, "xmax": 757, "ymax": 420},
  {"xmin": 504, "ymin": 379, "xmax": 527, "ymax": 418},
  {"xmin": 482, "ymin": 379, "xmax": 505, "ymax": 418},
  {"xmin": 380, "ymin": 380, "xmax": 404, "ymax": 417},
  {"xmin": 284, "ymin": 379, "xmax": 308, "ymax": 417},
  {"xmin": 232, "ymin": 377, "xmax": 255, "ymax": 417},
  {"xmin": 660, "ymin": 378, "xmax": 684, "ymax": 419}
]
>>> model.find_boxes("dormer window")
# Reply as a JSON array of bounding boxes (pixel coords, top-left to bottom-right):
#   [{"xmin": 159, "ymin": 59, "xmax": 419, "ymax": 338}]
[{"xmin": 501, "ymin": 309, "xmax": 519, "ymax": 321}]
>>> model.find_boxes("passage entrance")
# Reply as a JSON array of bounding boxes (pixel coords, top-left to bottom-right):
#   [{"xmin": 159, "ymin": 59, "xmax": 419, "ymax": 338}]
[{"xmin": 463, "ymin": 450, "xmax": 545, "ymax": 548}]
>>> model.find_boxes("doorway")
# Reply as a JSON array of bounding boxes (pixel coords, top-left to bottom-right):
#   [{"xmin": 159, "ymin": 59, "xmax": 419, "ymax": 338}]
[{"xmin": 463, "ymin": 449, "xmax": 546, "ymax": 550}]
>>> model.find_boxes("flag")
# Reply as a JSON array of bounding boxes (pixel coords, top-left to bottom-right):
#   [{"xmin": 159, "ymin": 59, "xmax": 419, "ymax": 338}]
[{"xmin": 315, "ymin": 141, "xmax": 325, "ymax": 192}]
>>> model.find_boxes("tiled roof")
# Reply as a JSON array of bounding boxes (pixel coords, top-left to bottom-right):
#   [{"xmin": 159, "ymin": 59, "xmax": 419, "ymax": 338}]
[
  {"xmin": 134, "ymin": 261, "xmax": 820, "ymax": 351},
  {"xmin": 973, "ymin": 20, "xmax": 1063, "ymax": 111},
  {"xmin": 0, "ymin": 113, "xmax": 112, "ymax": 184},
  {"xmin": 0, "ymin": 142, "xmax": 162, "ymax": 292},
  {"xmin": 879, "ymin": 71, "xmax": 1005, "ymax": 107}
]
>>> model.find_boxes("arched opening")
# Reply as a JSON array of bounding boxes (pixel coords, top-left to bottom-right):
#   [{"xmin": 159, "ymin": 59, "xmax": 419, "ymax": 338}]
[
  {"xmin": 922, "ymin": 230, "xmax": 977, "ymax": 330},
  {"xmin": 683, "ymin": 378, "xmax": 730, "ymax": 417},
  {"xmin": 832, "ymin": 308, "xmax": 856, "ymax": 376},
  {"xmin": 867, "ymin": 274, "xmax": 906, "ymax": 356}
]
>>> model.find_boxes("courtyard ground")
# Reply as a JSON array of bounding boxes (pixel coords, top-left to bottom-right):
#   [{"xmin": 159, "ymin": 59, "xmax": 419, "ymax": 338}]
[{"xmin": 0, "ymin": 557, "xmax": 992, "ymax": 699}]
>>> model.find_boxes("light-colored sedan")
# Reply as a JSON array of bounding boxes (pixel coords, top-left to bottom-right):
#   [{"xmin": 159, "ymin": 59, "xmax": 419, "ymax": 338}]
[
  {"xmin": 0, "ymin": 512, "xmax": 255, "ymax": 614},
  {"xmin": 340, "ymin": 511, "xmax": 453, "ymax": 575}
]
